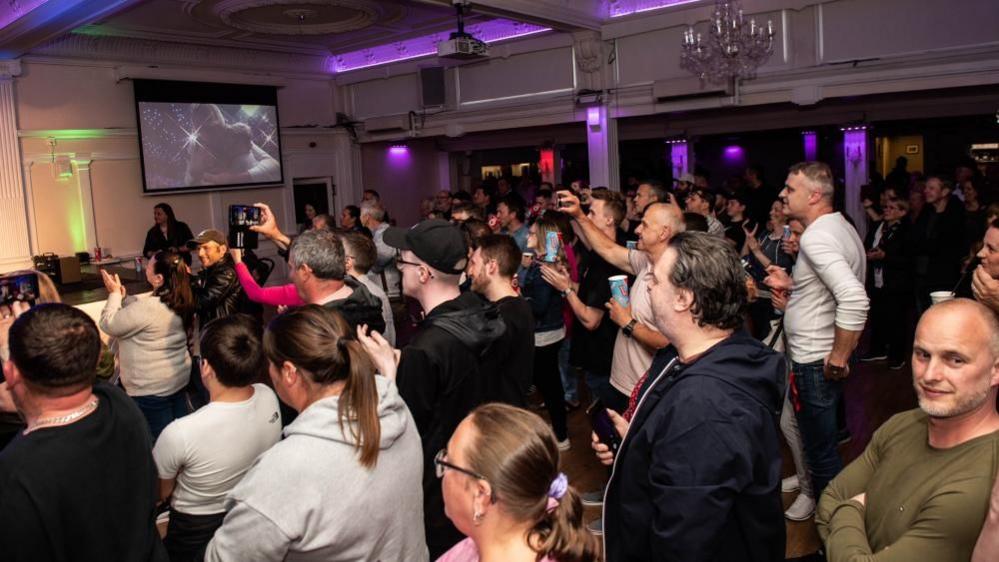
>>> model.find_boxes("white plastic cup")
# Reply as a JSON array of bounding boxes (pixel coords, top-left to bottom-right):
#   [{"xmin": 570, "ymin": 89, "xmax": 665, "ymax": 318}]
[
  {"xmin": 609, "ymin": 275, "xmax": 630, "ymax": 307},
  {"xmin": 929, "ymin": 291, "xmax": 955, "ymax": 305}
]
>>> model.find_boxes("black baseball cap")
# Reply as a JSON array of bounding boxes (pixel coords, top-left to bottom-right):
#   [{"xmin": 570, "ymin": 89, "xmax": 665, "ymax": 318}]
[{"xmin": 383, "ymin": 219, "xmax": 468, "ymax": 275}]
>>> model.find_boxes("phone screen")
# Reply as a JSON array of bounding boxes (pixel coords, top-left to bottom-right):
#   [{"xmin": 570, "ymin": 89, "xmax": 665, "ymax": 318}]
[
  {"xmin": 229, "ymin": 205, "xmax": 261, "ymax": 227},
  {"xmin": 0, "ymin": 272, "xmax": 39, "ymax": 306}
]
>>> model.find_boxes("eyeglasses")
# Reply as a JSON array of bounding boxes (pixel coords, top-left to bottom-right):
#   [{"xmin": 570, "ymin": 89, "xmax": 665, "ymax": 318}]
[
  {"xmin": 394, "ymin": 255, "xmax": 422, "ymax": 268},
  {"xmin": 434, "ymin": 449, "xmax": 487, "ymax": 481}
]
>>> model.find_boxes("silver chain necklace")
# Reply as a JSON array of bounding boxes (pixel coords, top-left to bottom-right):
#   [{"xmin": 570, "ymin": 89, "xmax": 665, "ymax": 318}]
[{"xmin": 24, "ymin": 395, "xmax": 99, "ymax": 435}]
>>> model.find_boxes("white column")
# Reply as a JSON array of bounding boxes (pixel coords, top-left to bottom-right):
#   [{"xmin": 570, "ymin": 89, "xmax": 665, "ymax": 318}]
[
  {"xmin": 0, "ymin": 61, "xmax": 32, "ymax": 270},
  {"xmin": 331, "ymin": 129, "xmax": 363, "ymax": 206},
  {"xmin": 73, "ymin": 157, "xmax": 99, "ymax": 252},
  {"xmin": 842, "ymin": 128, "xmax": 869, "ymax": 241},
  {"xmin": 586, "ymin": 105, "xmax": 619, "ymax": 191}
]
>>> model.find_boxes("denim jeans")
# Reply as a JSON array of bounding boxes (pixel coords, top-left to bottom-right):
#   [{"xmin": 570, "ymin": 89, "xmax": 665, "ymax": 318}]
[
  {"xmin": 558, "ymin": 338, "xmax": 578, "ymax": 403},
  {"xmin": 133, "ymin": 390, "xmax": 189, "ymax": 440},
  {"xmin": 791, "ymin": 360, "xmax": 843, "ymax": 495}
]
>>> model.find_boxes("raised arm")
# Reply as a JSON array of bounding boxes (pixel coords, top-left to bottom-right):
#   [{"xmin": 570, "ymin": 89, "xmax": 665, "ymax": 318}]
[{"xmin": 555, "ymin": 190, "xmax": 634, "ymax": 274}]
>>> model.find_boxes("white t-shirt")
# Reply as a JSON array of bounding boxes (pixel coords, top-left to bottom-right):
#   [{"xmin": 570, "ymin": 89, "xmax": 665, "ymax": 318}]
[
  {"xmin": 784, "ymin": 212, "xmax": 869, "ymax": 364},
  {"xmin": 153, "ymin": 384, "xmax": 282, "ymax": 515},
  {"xmin": 609, "ymin": 250, "xmax": 660, "ymax": 396}
]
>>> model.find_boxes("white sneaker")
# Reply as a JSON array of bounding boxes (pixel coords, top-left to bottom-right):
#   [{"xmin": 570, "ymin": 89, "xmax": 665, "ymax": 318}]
[
  {"xmin": 557, "ymin": 438, "xmax": 571, "ymax": 451},
  {"xmin": 781, "ymin": 475, "xmax": 800, "ymax": 493},
  {"xmin": 784, "ymin": 493, "xmax": 816, "ymax": 521}
]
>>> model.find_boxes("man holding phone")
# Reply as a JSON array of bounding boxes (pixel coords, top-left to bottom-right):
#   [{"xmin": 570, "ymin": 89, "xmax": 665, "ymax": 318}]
[{"xmin": 592, "ymin": 232, "xmax": 785, "ymax": 562}]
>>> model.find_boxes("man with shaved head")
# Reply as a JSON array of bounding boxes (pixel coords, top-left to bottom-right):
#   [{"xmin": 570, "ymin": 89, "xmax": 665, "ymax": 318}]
[
  {"xmin": 554, "ymin": 192, "xmax": 677, "ymax": 412},
  {"xmin": 817, "ymin": 299, "xmax": 999, "ymax": 562}
]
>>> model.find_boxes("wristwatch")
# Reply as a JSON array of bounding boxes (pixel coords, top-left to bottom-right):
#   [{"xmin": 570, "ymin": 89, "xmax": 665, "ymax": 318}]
[
  {"xmin": 622, "ymin": 319, "xmax": 638, "ymax": 338},
  {"xmin": 562, "ymin": 286, "xmax": 574, "ymax": 298}
]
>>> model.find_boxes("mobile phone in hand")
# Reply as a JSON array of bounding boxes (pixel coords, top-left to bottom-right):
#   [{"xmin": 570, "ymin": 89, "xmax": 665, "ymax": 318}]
[{"xmin": 588, "ymin": 400, "xmax": 622, "ymax": 453}]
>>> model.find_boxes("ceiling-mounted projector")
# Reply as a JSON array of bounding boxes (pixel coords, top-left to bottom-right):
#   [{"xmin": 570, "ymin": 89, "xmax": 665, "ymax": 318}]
[{"xmin": 437, "ymin": 2, "xmax": 489, "ymax": 61}]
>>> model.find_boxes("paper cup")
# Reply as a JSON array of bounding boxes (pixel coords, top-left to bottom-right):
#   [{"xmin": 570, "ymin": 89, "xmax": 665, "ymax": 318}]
[
  {"xmin": 929, "ymin": 291, "xmax": 955, "ymax": 305},
  {"xmin": 609, "ymin": 275, "xmax": 630, "ymax": 307},
  {"xmin": 544, "ymin": 231, "xmax": 560, "ymax": 262}
]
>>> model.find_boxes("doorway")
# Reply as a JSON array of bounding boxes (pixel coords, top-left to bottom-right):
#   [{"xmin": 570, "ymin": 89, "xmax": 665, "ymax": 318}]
[{"xmin": 292, "ymin": 178, "xmax": 335, "ymax": 233}]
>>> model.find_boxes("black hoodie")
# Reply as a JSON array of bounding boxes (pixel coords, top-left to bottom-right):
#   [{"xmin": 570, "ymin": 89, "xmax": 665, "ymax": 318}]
[
  {"xmin": 604, "ymin": 331, "xmax": 786, "ymax": 562},
  {"xmin": 395, "ymin": 290, "xmax": 506, "ymax": 557},
  {"xmin": 320, "ymin": 275, "xmax": 386, "ymax": 334}
]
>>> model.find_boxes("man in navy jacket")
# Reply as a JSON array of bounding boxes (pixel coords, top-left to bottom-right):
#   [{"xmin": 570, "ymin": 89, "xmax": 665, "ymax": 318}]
[{"xmin": 593, "ymin": 232, "xmax": 786, "ymax": 562}]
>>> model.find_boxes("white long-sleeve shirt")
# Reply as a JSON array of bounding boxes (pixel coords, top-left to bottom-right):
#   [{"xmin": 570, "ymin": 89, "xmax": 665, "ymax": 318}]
[{"xmin": 785, "ymin": 212, "xmax": 869, "ymax": 363}]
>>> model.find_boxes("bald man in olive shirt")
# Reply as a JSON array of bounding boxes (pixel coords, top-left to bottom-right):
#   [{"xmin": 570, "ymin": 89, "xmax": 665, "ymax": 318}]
[{"xmin": 817, "ymin": 299, "xmax": 999, "ymax": 562}]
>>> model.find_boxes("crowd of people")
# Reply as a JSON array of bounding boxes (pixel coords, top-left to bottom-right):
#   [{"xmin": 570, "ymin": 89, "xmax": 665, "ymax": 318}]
[{"xmin": 1, "ymin": 158, "xmax": 999, "ymax": 562}]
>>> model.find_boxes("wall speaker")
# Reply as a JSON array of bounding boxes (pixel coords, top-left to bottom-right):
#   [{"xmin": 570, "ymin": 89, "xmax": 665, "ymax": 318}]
[{"xmin": 419, "ymin": 67, "xmax": 446, "ymax": 108}]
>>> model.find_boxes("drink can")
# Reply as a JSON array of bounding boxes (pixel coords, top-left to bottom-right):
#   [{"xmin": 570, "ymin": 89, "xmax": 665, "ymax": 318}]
[
  {"xmin": 544, "ymin": 231, "xmax": 560, "ymax": 262},
  {"xmin": 782, "ymin": 225, "xmax": 791, "ymax": 241},
  {"xmin": 135, "ymin": 257, "xmax": 143, "ymax": 273},
  {"xmin": 609, "ymin": 275, "xmax": 630, "ymax": 307},
  {"xmin": 94, "ymin": 247, "xmax": 102, "ymax": 262},
  {"xmin": 626, "ymin": 240, "xmax": 637, "ymax": 250}
]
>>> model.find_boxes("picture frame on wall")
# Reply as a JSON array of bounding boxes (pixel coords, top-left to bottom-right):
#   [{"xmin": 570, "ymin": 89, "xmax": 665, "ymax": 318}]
[{"xmin": 905, "ymin": 145, "xmax": 919, "ymax": 154}]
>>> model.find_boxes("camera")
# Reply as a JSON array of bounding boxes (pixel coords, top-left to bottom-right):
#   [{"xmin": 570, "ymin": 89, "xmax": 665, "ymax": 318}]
[{"xmin": 228, "ymin": 204, "xmax": 261, "ymax": 250}]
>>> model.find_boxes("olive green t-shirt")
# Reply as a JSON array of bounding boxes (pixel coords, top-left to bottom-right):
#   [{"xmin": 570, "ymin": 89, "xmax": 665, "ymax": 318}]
[{"xmin": 817, "ymin": 409, "xmax": 999, "ymax": 562}]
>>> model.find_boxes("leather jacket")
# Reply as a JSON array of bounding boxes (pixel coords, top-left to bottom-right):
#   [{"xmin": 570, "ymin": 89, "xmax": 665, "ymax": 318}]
[{"xmin": 194, "ymin": 254, "xmax": 249, "ymax": 324}]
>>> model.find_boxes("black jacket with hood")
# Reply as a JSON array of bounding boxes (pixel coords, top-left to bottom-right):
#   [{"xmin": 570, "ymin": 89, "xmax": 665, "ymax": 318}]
[
  {"xmin": 395, "ymin": 290, "xmax": 505, "ymax": 557},
  {"xmin": 320, "ymin": 275, "xmax": 386, "ymax": 334},
  {"xmin": 604, "ymin": 331, "xmax": 786, "ymax": 562}
]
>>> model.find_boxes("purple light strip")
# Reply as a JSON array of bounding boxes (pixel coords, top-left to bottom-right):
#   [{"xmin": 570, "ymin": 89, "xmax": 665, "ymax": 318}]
[
  {"xmin": 802, "ymin": 132, "xmax": 818, "ymax": 161},
  {"xmin": 388, "ymin": 145, "xmax": 409, "ymax": 154},
  {"xmin": 609, "ymin": 0, "xmax": 701, "ymax": 18},
  {"xmin": 329, "ymin": 19, "xmax": 550, "ymax": 74},
  {"xmin": 0, "ymin": 0, "xmax": 50, "ymax": 30}
]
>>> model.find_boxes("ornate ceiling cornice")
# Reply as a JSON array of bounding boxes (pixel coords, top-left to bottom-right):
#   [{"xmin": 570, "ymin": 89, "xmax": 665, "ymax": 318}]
[{"xmin": 30, "ymin": 33, "xmax": 330, "ymax": 75}]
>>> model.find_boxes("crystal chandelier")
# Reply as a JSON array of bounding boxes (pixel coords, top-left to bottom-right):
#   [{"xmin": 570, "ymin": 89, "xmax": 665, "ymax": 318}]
[{"xmin": 680, "ymin": 0, "xmax": 775, "ymax": 85}]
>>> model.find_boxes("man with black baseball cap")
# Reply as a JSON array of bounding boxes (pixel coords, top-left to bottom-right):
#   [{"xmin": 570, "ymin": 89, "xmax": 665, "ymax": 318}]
[
  {"xmin": 187, "ymin": 229, "xmax": 253, "ymax": 325},
  {"xmin": 384, "ymin": 219, "xmax": 505, "ymax": 558}
]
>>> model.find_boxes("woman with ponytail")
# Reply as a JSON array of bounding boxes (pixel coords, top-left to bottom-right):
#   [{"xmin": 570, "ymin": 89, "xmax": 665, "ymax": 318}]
[
  {"xmin": 205, "ymin": 305, "xmax": 427, "ymax": 562},
  {"xmin": 436, "ymin": 403, "xmax": 600, "ymax": 562},
  {"xmin": 99, "ymin": 250, "xmax": 194, "ymax": 438}
]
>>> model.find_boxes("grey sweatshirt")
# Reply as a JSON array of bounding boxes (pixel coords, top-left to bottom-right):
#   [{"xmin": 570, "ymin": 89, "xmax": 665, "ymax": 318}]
[
  {"xmin": 99, "ymin": 292, "xmax": 191, "ymax": 397},
  {"xmin": 204, "ymin": 375, "xmax": 428, "ymax": 562}
]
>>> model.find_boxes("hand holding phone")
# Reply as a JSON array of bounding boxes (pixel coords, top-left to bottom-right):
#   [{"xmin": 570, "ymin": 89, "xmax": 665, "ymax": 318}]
[{"xmin": 588, "ymin": 400, "xmax": 624, "ymax": 455}]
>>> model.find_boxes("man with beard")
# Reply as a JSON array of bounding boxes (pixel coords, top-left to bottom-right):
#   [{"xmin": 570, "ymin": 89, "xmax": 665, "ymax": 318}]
[
  {"xmin": 818, "ymin": 299, "xmax": 999, "ymax": 562},
  {"xmin": 466, "ymin": 234, "xmax": 535, "ymax": 407}
]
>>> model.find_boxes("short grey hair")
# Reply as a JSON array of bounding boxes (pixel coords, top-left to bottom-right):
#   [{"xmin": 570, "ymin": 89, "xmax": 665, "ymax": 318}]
[
  {"xmin": 360, "ymin": 201, "xmax": 385, "ymax": 222},
  {"xmin": 290, "ymin": 229, "xmax": 345, "ymax": 281},
  {"xmin": 667, "ymin": 231, "xmax": 747, "ymax": 330},
  {"xmin": 789, "ymin": 161, "xmax": 835, "ymax": 201}
]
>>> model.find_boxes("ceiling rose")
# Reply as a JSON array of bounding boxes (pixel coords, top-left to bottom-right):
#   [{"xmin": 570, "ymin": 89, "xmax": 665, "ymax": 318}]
[{"xmin": 214, "ymin": 0, "xmax": 385, "ymax": 35}]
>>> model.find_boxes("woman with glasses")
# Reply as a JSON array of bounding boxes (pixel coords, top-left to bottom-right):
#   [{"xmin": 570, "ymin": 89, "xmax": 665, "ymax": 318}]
[
  {"xmin": 205, "ymin": 305, "xmax": 427, "ymax": 562},
  {"xmin": 435, "ymin": 403, "xmax": 600, "ymax": 562},
  {"xmin": 99, "ymin": 250, "xmax": 195, "ymax": 438}
]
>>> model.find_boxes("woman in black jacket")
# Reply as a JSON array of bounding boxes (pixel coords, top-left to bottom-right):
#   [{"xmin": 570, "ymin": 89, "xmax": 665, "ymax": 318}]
[{"xmin": 143, "ymin": 203, "xmax": 195, "ymax": 265}]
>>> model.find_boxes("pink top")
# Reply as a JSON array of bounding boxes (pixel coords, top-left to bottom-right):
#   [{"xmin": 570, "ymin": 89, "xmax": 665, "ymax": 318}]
[
  {"xmin": 436, "ymin": 538, "xmax": 556, "ymax": 562},
  {"xmin": 234, "ymin": 262, "xmax": 305, "ymax": 307}
]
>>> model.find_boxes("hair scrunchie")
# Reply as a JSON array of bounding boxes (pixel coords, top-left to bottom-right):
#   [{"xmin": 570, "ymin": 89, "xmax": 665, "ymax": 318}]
[{"xmin": 545, "ymin": 472, "xmax": 568, "ymax": 512}]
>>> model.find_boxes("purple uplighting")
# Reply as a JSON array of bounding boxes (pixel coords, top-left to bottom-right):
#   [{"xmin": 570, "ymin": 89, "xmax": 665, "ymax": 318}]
[
  {"xmin": 609, "ymin": 0, "xmax": 700, "ymax": 18},
  {"xmin": 328, "ymin": 19, "xmax": 550, "ymax": 73},
  {"xmin": 802, "ymin": 131, "xmax": 818, "ymax": 161},
  {"xmin": 669, "ymin": 141, "xmax": 689, "ymax": 179},
  {"xmin": 587, "ymin": 107, "xmax": 601, "ymax": 127},
  {"xmin": 388, "ymin": 145, "xmax": 409, "ymax": 155},
  {"xmin": 0, "ymin": 0, "xmax": 49, "ymax": 30},
  {"xmin": 723, "ymin": 145, "xmax": 745, "ymax": 162}
]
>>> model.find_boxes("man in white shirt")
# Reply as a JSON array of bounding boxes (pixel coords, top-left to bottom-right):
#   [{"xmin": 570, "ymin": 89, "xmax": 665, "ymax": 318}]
[
  {"xmin": 765, "ymin": 161, "xmax": 869, "ymax": 498},
  {"xmin": 154, "ymin": 314, "xmax": 282, "ymax": 562},
  {"xmin": 361, "ymin": 201, "xmax": 401, "ymax": 298}
]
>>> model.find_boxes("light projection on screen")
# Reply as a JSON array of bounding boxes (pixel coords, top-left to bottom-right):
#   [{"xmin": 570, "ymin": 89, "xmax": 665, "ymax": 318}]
[{"xmin": 138, "ymin": 102, "xmax": 281, "ymax": 190}]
